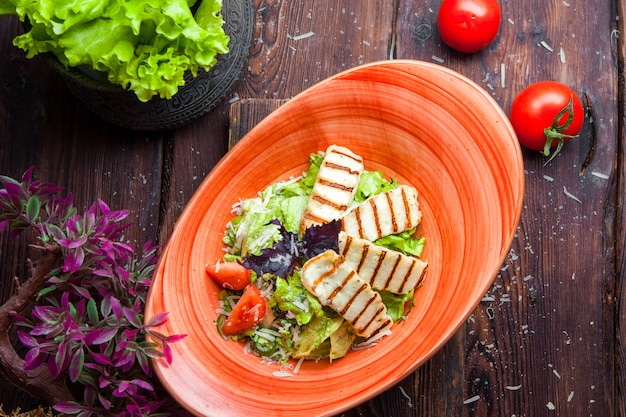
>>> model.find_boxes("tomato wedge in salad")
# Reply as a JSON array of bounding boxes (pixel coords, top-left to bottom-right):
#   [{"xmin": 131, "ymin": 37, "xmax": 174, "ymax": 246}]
[
  {"xmin": 221, "ymin": 284, "xmax": 267, "ymax": 336},
  {"xmin": 206, "ymin": 261, "xmax": 250, "ymax": 290}
]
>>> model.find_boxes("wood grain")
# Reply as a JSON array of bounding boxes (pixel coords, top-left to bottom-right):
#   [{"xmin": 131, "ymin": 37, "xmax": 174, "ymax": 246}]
[
  {"xmin": 391, "ymin": 1, "xmax": 618, "ymax": 416},
  {"xmin": 0, "ymin": 0, "xmax": 623, "ymax": 415},
  {"xmin": 0, "ymin": 16, "xmax": 167, "ymax": 410}
]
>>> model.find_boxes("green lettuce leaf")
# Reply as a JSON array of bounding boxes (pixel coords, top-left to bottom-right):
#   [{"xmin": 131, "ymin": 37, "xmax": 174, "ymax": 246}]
[
  {"xmin": 329, "ymin": 321, "xmax": 356, "ymax": 361},
  {"xmin": 354, "ymin": 170, "xmax": 398, "ymax": 203},
  {"xmin": 294, "ymin": 315, "xmax": 344, "ymax": 358},
  {"xmin": 6, "ymin": 0, "xmax": 229, "ymax": 101},
  {"xmin": 270, "ymin": 273, "xmax": 323, "ymax": 325},
  {"xmin": 375, "ymin": 230, "xmax": 425, "ymax": 257},
  {"xmin": 223, "ymin": 159, "xmax": 322, "ymax": 255},
  {"xmin": 380, "ymin": 289, "xmax": 415, "ymax": 321}
]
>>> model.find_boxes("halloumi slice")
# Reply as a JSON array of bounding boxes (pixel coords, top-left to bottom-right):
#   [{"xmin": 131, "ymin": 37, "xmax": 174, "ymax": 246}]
[
  {"xmin": 341, "ymin": 184, "xmax": 421, "ymax": 242},
  {"xmin": 338, "ymin": 231, "xmax": 427, "ymax": 294},
  {"xmin": 301, "ymin": 250, "xmax": 393, "ymax": 339},
  {"xmin": 300, "ymin": 145, "xmax": 364, "ymax": 234}
]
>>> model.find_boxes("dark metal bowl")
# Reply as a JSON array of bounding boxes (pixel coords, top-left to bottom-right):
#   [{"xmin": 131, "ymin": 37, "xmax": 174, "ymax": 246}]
[{"xmin": 47, "ymin": 0, "xmax": 253, "ymax": 131}]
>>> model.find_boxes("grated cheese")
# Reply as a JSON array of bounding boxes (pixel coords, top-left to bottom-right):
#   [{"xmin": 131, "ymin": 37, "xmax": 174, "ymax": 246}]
[
  {"xmin": 293, "ymin": 357, "xmax": 305, "ymax": 374},
  {"xmin": 500, "ymin": 63, "xmax": 506, "ymax": 88},
  {"xmin": 353, "ymin": 329, "xmax": 392, "ymax": 349},
  {"xmin": 559, "ymin": 47, "xmax": 566, "ymax": 63},
  {"xmin": 432, "ymin": 55, "xmax": 444, "ymax": 63},
  {"xmin": 506, "ymin": 385, "xmax": 522, "ymax": 391},
  {"xmin": 292, "ymin": 300, "xmax": 308, "ymax": 311},
  {"xmin": 540, "ymin": 41, "xmax": 554, "ymax": 52},
  {"xmin": 591, "ymin": 171, "xmax": 609, "ymax": 180},
  {"xmin": 547, "ymin": 401, "xmax": 556, "ymax": 410},
  {"xmin": 228, "ymin": 92, "xmax": 240, "ymax": 104},
  {"xmin": 563, "ymin": 186, "xmax": 582, "ymax": 204},
  {"xmin": 291, "ymin": 31, "xmax": 315, "ymax": 41},
  {"xmin": 463, "ymin": 395, "xmax": 480, "ymax": 405},
  {"xmin": 399, "ymin": 386, "xmax": 413, "ymax": 407},
  {"xmin": 273, "ymin": 371, "xmax": 294, "ymax": 378}
]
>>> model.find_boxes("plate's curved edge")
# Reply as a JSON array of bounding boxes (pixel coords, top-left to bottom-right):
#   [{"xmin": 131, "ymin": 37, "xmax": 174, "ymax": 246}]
[{"xmin": 145, "ymin": 59, "xmax": 527, "ymax": 417}]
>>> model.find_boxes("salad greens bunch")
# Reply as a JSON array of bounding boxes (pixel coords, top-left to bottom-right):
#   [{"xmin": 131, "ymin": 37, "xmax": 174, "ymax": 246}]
[
  {"xmin": 0, "ymin": 0, "xmax": 230, "ymax": 102},
  {"xmin": 219, "ymin": 152, "xmax": 426, "ymax": 363}
]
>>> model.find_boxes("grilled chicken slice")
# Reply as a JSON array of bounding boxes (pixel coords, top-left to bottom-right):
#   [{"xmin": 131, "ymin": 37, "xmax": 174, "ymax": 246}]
[
  {"xmin": 341, "ymin": 184, "xmax": 421, "ymax": 242},
  {"xmin": 301, "ymin": 250, "xmax": 393, "ymax": 339},
  {"xmin": 300, "ymin": 145, "xmax": 364, "ymax": 234},
  {"xmin": 338, "ymin": 231, "xmax": 427, "ymax": 294}
]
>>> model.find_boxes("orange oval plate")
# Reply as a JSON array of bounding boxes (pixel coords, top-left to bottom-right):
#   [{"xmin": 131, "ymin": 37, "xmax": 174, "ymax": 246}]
[{"xmin": 145, "ymin": 60, "xmax": 524, "ymax": 416}]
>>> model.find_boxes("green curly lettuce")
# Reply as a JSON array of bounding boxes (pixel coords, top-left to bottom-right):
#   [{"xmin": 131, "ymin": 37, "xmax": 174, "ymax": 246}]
[{"xmin": 0, "ymin": 0, "xmax": 230, "ymax": 102}]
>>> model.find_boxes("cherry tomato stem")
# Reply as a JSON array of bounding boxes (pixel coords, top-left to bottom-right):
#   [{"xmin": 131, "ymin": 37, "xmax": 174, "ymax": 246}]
[
  {"xmin": 509, "ymin": 81, "xmax": 584, "ymax": 165},
  {"xmin": 542, "ymin": 96, "xmax": 580, "ymax": 164}
]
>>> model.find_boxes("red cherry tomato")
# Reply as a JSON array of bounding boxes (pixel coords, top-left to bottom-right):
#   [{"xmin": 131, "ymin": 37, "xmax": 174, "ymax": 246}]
[
  {"xmin": 221, "ymin": 284, "xmax": 266, "ymax": 336},
  {"xmin": 206, "ymin": 261, "xmax": 250, "ymax": 290},
  {"xmin": 437, "ymin": 0, "xmax": 502, "ymax": 53},
  {"xmin": 510, "ymin": 81, "xmax": 584, "ymax": 162}
]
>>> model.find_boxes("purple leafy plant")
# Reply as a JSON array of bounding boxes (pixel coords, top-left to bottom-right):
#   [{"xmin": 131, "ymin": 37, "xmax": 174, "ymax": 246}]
[{"xmin": 0, "ymin": 167, "xmax": 189, "ymax": 416}]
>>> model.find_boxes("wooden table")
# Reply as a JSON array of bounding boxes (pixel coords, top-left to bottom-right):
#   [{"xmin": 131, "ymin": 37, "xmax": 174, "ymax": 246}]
[{"xmin": 0, "ymin": 1, "xmax": 623, "ymax": 415}]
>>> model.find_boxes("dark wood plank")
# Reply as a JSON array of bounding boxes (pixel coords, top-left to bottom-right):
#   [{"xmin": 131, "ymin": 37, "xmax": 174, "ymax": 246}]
[
  {"xmin": 160, "ymin": 0, "xmax": 397, "ymax": 247},
  {"xmin": 0, "ymin": 0, "xmax": 622, "ymax": 414},
  {"xmin": 616, "ymin": 1, "xmax": 626, "ymax": 416},
  {"xmin": 228, "ymin": 98, "xmax": 288, "ymax": 148},
  {"xmin": 0, "ymin": 15, "xmax": 166, "ymax": 412},
  {"xmin": 396, "ymin": 1, "xmax": 619, "ymax": 416}
]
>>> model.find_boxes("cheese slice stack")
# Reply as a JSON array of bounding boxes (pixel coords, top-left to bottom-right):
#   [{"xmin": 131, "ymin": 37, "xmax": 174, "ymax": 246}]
[
  {"xmin": 340, "ymin": 184, "xmax": 422, "ymax": 242},
  {"xmin": 338, "ymin": 231, "xmax": 427, "ymax": 294},
  {"xmin": 301, "ymin": 250, "xmax": 393, "ymax": 340},
  {"xmin": 299, "ymin": 146, "xmax": 427, "ymax": 341},
  {"xmin": 299, "ymin": 145, "xmax": 364, "ymax": 234}
]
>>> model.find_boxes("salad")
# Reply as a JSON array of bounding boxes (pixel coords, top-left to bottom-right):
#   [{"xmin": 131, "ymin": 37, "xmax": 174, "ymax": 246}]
[
  {"xmin": 206, "ymin": 145, "xmax": 427, "ymax": 364},
  {"xmin": 0, "ymin": 0, "xmax": 230, "ymax": 102}
]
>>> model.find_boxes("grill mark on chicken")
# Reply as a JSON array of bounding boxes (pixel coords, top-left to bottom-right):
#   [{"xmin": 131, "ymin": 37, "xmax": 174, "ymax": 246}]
[
  {"xmin": 370, "ymin": 198, "xmax": 382, "ymax": 238},
  {"xmin": 383, "ymin": 256, "xmax": 402, "ymax": 290},
  {"xmin": 330, "ymin": 148, "xmax": 364, "ymax": 165},
  {"xmin": 349, "ymin": 292, "xmax": 377, "ymax": 327},
  {"xmin": 338, "ymin": 231, "xmax": 428, "ymax": 294},
  {"xmin": 341, "ymin": 185, "xmax": 421, "ymax": 242},
  {"xmin": 301, "ymin": 250, "xmax": 393, "ymax": 339},
  {"xmin": 356, "ymin": 244, "xmax": 369, "ymax": 275},
  {"xmin": 323, "ymin": 161, "xmax": 361, "ymax": 176},
  {"xmin": 385, "ymin": 192, "xmax": 399, "ymax": 234},
  {"xmin": 339, "ymin": 234, "xmax": 353, "ymax": 257},
  {"xmin": 299, "ymin": 145, "xmax": 364, "ymax": 234},
  {"xmin": 318, "ymin": 177, "xmax": 355, "ymax": 193},
  {"xmin": 339, "ymin": 282, "xmax": 367, "ymax": 315},
  {"xmin": 398, "ymin": 261, "xmax": 417, "ymax": 294},
  {"xmin": 365, "ymin": 315, "xmax": 393, "ymax": 339},
  {"xmin": 361, "ymin": 304, "xmax": 389, "ymax": 337},
  {"xmin": 310, "ymin": 256, "xmax": 341, "ymax": 290},
  {"xmin": 354, "ymin": 206, "xmax": 364, "ymax": 238},
  {"xmin": 328, "ymin": 269, "xmax": 357, "ymax": 302},
  {"xmin": 310, "ymin": 193, "xmax": 348, "ymax": 211},
  {"xmin": 301, "ymin": 211, "xmax": 327, "ymax": 226},
  {"xmin": 371, "ymin": 251, "xmax": 386, "ymax": 285},
  {"xmin": 401, "ymin": 186, "xmax": 412, "ymax": 228}
]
